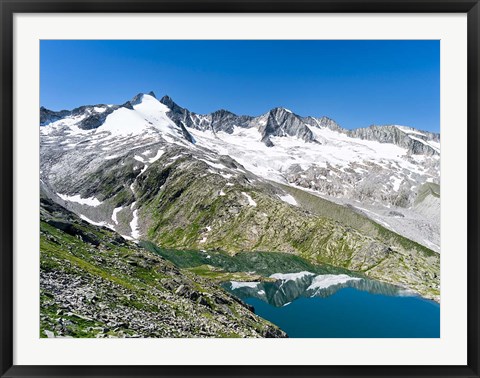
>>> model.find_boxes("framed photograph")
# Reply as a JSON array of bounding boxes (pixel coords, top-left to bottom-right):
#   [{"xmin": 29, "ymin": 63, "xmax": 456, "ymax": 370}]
[{"xmin": 1, "ymin": 1, "xmax": 479, "ymax": 377}]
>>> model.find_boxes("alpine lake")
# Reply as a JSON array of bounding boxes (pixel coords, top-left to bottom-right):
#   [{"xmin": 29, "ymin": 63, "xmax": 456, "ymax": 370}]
[{"xmin": 142, "ymin": 242, "xmax": 440, "ymax": 338}]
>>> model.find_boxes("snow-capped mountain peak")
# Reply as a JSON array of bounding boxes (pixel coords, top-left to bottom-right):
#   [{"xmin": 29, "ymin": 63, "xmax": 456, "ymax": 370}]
[
  {"xmin": 130, "ymin": 93, "xmax": 177, "ymax": 133},
  {"xmin": 40, "ymin": 92, "xmax": 196, "ymax": 141},
  {"xmin": 39, "ymin": 91, "xmax": 440, "ymax": 253},
  {"xmin": 257, "ymin": 107, "xmax": 315, "ymax": 145}
]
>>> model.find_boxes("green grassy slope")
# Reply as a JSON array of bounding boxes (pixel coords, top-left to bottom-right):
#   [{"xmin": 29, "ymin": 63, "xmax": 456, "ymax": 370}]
[{"xmin": 40, "ymin": 197, "xmax": 286, "ymax": 338}]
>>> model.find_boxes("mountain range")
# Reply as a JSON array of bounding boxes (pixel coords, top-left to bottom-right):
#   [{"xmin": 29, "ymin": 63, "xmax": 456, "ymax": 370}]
[{"xmin": 39, "ymin": 91, "xmax": 441, "ymax": 337}]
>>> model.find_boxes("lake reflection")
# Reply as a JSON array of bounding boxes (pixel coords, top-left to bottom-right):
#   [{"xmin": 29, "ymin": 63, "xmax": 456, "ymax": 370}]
[{"xmin": 223, "ymin": 272, "xmax": 440, "ymax": 338}]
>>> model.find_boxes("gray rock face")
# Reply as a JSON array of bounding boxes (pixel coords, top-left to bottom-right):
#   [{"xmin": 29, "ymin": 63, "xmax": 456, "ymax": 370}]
[
  {"xmin": 255, "ymin": 108, "xmax": 316, "ymax": 146},
  {"xmin": 78, "ymin": 107, "xmax": 117, "ymax": 130},
  {"xmin": 159, "ymin": 96, "xmax": 253, "ymax": 134},
  {"xmin": 347, "ymin": 125, "xmax": 440, "ymax": 156},
  {"xmin": 159, "ymin": 96, "xmax": 440, "ymax": 154},
  {"xmin": 210, "ymin": 109, "xmax": 252, "ymax": 134},
  {"xmin": 302, "ymin": 115, "xmax": 343, "ymax": 132},
  {"xmin": 131, "ymin": 91, "xmax": 157, "ymax": 105},
  {"xmin": 40, "ymin": 107, "xmax": 71, "ymax": 126},
  {"xmin": 41, "ymin": 104, "xmax": 119, "ymax": 130},
  {"xmin": 160, "ymin": 96, "xmax": 317, "ymax": 146},
  {"xmin": 160, "ymin": 95, "xmax": 207, "ymax": 131}
]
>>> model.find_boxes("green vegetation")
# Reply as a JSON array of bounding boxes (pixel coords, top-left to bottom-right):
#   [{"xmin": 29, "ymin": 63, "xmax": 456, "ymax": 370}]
[
  {"xmin": 132, "ymin": 159, "xmax": 439, "ymax": 301},
  {"xmin": 141, "ymin": 241, "xmax": 360, "ymax": 278},
  {"xmin": 280, "ymin": 183, "xmax": 436, "ymax": 257},
  {"xmin": 40, "ymin": 197, "xmax": 286, "ymax": 338}
]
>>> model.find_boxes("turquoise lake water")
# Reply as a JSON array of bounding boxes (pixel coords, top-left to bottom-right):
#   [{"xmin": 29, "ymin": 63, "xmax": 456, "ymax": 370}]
[
  {"xmin": 142, "ymin": 244, "xmax": 440, "ymax": 338},
  {"xmin": 244, "ymin": 288, "xmax": 440, "ymax": 338}
]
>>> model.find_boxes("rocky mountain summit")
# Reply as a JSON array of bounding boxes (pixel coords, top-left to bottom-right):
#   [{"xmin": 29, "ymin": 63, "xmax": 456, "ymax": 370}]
[
  {"xmin": 158, "ymin": 94, "xmax": 440, "ymax": 154},
  {"xmin": 347, "ymin": 125, "xmax": 440, "ymax": 156},
  {"xmin": 42, "ymin": 91, "xmax": 440, "ymax": 154}
]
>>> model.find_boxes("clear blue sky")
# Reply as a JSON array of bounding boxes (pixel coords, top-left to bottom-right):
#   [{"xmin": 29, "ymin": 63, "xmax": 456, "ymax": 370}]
[{"xmin": 40, "ymin": 40, "xmax": 439, "ymax": 132}]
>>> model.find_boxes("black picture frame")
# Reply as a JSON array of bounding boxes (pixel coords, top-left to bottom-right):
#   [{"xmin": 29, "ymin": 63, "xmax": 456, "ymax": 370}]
[{"xmin": 1, "ymin": 1, "xmax": 479, "ymax": 377}]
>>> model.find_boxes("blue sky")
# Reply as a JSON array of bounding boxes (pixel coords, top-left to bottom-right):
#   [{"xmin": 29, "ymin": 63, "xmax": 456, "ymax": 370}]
[{"xmin": 40, "ymin": 40, "xmax": 439, "ymax": 132}]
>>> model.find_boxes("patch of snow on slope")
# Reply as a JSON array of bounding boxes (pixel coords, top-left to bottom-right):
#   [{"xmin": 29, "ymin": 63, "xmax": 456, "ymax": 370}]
[
  {"xmin": 57, "ymin": 193, "xmax": 102, "ymax": 207},
  {"xmin": 138, "ymin": 165, "xmax": 149, "ymax": 176},
  {"xmin": 41, "ymin": 113, "xmax": 91, "ymax": 135},
  {"xmin": 130, "ymin": 209, "xmax": 140, "ymax": 239},
  {"xmin": 80, "ymin": 215, "xmax": 115, "ymax": 230},
  {"xmin": 105, "ymin": 155, "xmax": 121, "ymax": 160},
  {"xmin": 408, "ymin": 135, "xmax": 440, "ymax": 153},
  {"xmin": 111, "ymin": 206, "xmax": 123, "ymax": 224},
  {"xmin": 278, "ymin": 194, "xmax": 298, "ymax": 206},
  {"xmin": 198, "ymin": 158, "xmax": 228, "ymax": 170},
  {"xmin": 307, "ymin": 274, "xmax": 361, "ymax": 291},
  {"xmin": 395, "ymin": 125, "xmax": 427, "ymax": 137},
  {"xmin": 427, "ymin": 140, "xmax": 441, "ymax": 150},
  {"xmin": 390, "ymin": 176, "xmax": 403, "ymax": 191},
  {"xmin": 242, "ymin": 192, "xmax": 257, "ymax": 207},
  {"xmin": 132, "ymin": 94, "xmax": 177, "ymax": 136},
  {"xmin": 188, "ymin": 124, "xmax": 431, "ymax": 184},
  {"xmin": 148, "ymin": 149, "xmax": 164, "ymax": 163},
  {"xmin": 98, "ymin": 107, "xmax": 149, "ymax": 136}
]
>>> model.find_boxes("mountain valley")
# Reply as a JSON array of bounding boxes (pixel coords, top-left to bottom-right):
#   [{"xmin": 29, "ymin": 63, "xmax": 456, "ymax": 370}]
[{"xmin": 39, "ymin": 91, "xmax": 441, "ymax": 337}]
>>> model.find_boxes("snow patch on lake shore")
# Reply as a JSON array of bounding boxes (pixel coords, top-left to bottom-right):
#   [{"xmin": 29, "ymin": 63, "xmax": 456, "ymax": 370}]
[
  {"xmin": 307, "ymin": 274, "xmax": 362, "ymax": 291},
  {"xmin": 230, "ymin": 281, "xmax": 259, "ymax": 290},
  {"xmin": 270, "ymin": 271, "xmax": 315, "ymax": 281}
]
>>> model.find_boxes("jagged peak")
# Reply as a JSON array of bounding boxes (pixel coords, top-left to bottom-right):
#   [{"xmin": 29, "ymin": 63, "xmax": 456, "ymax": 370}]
[
  {"xmin": 121, "ymin": 100, "xmax": 135, "ymax": 110},
  {"xmin": 160, "ymin": 94, "xmax": 173, "ymax": 103},
  {"xmin": 270, "ymin": 106, "xmax": 294, "ymax": 115},
  {"xmin": 159, "ymin": 95, "xmax": 185, "ymax": 113},
  {"xmin": 212, "ymin": 109, "xmax": 237, "ymax": 117},
  {"xmin": 130, "ymin": 91, "xmax": 159, "ymax": 106},
  {"xmin": 317, "ymin": 115, "xmax": 336, "ymax": 123}
]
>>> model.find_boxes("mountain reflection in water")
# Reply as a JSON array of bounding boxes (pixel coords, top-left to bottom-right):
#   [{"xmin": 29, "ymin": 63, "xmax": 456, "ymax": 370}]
[{"xmin": 223, "ymin": 272, "xmax": 415, "ymax": 308}]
